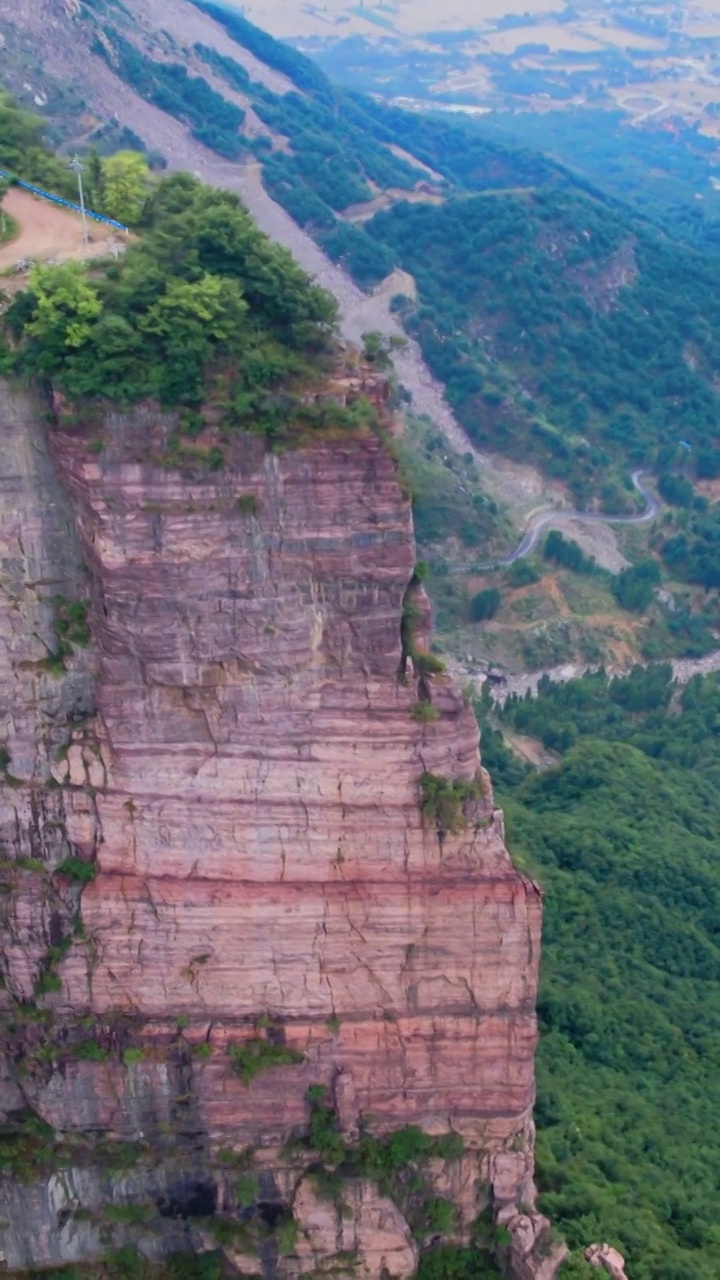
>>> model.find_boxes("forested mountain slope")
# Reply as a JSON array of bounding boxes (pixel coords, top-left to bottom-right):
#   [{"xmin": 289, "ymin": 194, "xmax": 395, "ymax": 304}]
[
  {"xmin": 8, "ymin": 1, "xmax": 720, "ymax": 509},
  {"xmin": 0, "ymin": 0, "xmax": 541, "ymax": 439},
  {"xmin": 479, "ymin": 666, "xmax": 720, "ymax": 1280},
  {"xmin": 49, "ymin": 0, "xmax": 720, "ymax": 509},
  {"xmin": 367, "ymin": 185, "xmax": 720, "ymax": 503}
]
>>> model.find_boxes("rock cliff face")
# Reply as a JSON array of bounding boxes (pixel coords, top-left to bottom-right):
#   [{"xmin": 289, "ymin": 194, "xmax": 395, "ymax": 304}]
[{"xmin": 0, "ymin": 381, "xmax": 555, "ymax": 1278}]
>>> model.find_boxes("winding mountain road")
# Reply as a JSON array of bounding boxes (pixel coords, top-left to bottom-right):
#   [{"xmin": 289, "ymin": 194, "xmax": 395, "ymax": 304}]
[{"xmin": 486, "ymin": 470, "xmax": 659, "ymax": 569}]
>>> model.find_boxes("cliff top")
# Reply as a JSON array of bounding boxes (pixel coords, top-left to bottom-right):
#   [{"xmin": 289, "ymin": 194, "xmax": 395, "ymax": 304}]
[{"xmin": 1, "ymin": 168, "xmax": 362, "ymax": 445}]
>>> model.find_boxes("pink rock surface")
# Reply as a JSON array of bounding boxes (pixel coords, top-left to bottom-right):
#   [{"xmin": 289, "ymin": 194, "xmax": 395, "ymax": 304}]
[
  {"xmin": 11, "ymin": 406, "xmax": 547, "ymax": 1269},
  {"xmin": 585, "ymin": 1244, "xmax": 630, "ymax": 1280},
  {"xmin": 293, "ymin": 1175, "xmax": 418, "ymax": 1277}
]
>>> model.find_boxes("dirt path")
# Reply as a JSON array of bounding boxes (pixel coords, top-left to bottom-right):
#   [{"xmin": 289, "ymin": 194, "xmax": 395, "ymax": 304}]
[
  {"xmin": 0, "ymin": 189, "xmax": 123, "ymax": 270},
  {"xmin": 466, "ymin": 471, "xmax": 659, "ymax": 569},
  {"xmin": 477, "ymin": 647, "xmax": 720, "ymax": 705},
  {"xmin": 371, "ymin": 267, "xmax": 418, "ymax": 303}
]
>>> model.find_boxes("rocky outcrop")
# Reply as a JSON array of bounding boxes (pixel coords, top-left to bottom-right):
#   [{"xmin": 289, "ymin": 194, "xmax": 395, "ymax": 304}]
[
  {"xmin": 292, "ymin": 1178, "xmax": 417, "ymax": 1278},
  {"xmin": 0, "ymin": 382, "xmax": 548, "ymax": 1277},
  {"xmin": 585, "ymin": 1244, "xmax": 630, "ymax": 1280}
]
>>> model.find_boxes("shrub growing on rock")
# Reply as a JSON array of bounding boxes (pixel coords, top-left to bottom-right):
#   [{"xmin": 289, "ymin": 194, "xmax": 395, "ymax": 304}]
[{"xmin": 229, "ymin": 1037, "xmax": 304, "ymax": 1086}]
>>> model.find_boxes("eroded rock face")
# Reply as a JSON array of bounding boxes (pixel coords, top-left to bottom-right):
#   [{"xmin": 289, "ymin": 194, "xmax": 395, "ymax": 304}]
[
  {"xmin": 293, "ymin": 1176, "xmax": 417, "ymax": 1278},
  {"xmin": 0, "ymin": 388, "xmax": 547, "ymax": 1276},
  {"xmin": 0, "ymin": 382, "xmax": 96, "ymax": 1004},
  {"xmin": 585, "ymin": 1244, "xmax": 629, "ymax": 1280},
  {"xmin": 47, "ymin": 407, "xmax": 541, "ymax": 1144}
]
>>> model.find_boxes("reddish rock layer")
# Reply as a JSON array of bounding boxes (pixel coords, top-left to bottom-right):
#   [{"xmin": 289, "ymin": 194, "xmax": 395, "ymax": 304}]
[
  {"xmin": 45, "ymin": 414, "xmax": 540, "ymax": 1158},
  {"xmin": 0, "ymin": 395, "xmax": 549, "ymax": 1274}
]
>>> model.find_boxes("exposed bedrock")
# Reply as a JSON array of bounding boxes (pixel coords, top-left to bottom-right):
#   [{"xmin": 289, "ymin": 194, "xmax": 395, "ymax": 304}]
[{"xmin": 0, "ymin": 384, "xmax": 557, "ymax": 1277}]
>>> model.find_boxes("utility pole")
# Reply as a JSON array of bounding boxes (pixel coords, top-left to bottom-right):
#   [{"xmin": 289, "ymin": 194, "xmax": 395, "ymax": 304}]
[{"xmin": 69, "ymin": 154, "xmax": 89, "ymax": 247}]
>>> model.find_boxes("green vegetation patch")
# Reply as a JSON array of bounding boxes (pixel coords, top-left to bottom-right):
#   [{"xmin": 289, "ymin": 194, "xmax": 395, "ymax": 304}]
[
  {"xmin": 470, "ymin": 588, "xmax": 501, "ymax": 622},
  {"xmin": 30, "ymin": 1248, "xmax": 229, "ymax": 1280},
  {"xmin": 191, "ymin": 4, "xmax": 419, "ymax": 286},
  {"xmin": 93, "ymin": 30, "xmax": 247, "ymax": 160},
  {"xmin": 305, "ymin": 1084, "xmax": 465, "ymax": 1171},
  {"xmin": 660, "ymin": 498, "xmax": 720, "ymax": 589},
  {"xmin": 416, "ymin": 1245, "xmax": 502, "ymax": 1280},
  {"xmin": 36, "ymin": 595, "xmax": 92, "ymax": 673},
  {"xmin": 543, "ymin": 532, "xmax": 597, "ymax": 577},
  {"xmin": 0, "ymin": 91, "xmax": 84, "ymax": 200},
  {"xmin": 420, "ymin": 772, "xmax": 484, "ymax": 835},
  {"xmin": 480, "ymin": 107, "xmax": 720, "ymax": 257},
  {"xmin": 0, "ymin": 1109, "xmax": 58, "ymax": 1179},
  {"xmin": 229, "ymin": 1036, "xmax": 304, "ymax": 1085},
  {"xmin": 391, "ymin": 411, "xmax": 509, "ymax": 557},
  {"xmin": 367, "ymin": 187, "xmax": 720, "ymax": 498},
  {"xmin": 4, "ymin": 172, "xmax": 340, "ymax": 440},
  {"xmin": 609, "ymin": 559, "xmax": 660, "ymax": 612},
  {"xmin": 55, "ymin": 856, "xmax": 96, "ymax": 884},
  {"xmin": 303, "ymin": 1088, "xmax": 497, "ymax": 1275},
  {"xmin": 478, "ymin": 665, "xmax": 720, "ymax": 1279},
  {"xmin": 53, "ymin": 597, "xmax": 91, "ymax": 649}
]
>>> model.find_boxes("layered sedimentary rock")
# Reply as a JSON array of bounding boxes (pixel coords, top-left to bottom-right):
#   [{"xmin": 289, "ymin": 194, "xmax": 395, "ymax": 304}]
[{"xmin": 0, "ymin": 381, "xmax": 555, "ymax": 1277}]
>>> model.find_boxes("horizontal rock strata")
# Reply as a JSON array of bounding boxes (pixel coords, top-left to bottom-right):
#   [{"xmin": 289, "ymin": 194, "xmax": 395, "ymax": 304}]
[
  {"xmin": 48, "ymin": 411, "xmax": 540, "ymax": 1137},
  {"xmin": 0, "ymin": 387, "xmax": 548, "ymax": 1276}
]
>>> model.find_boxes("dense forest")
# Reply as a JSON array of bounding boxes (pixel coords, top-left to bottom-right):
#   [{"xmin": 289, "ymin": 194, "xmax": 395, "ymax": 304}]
[
  {"xmin": 88, "ymin": 2, "xmax": 422, "ymax": 286},
  {"xmin": 311, "ymin": 37, "xmax": 720, "ymax": 255},
  {"xmin": 657, "ymin": 498, "xmax": 720, "ymax": 588},
  {"xmin": 480, "ymin": 108, "xmax": 720, "ymax": 255},
  {"xmin": 94, "ymin": 6, "xmax": 720, "ymax": 504},
  {"xmin": 368, "ymin": 186, "xmax": 720, "ymax": 502},
  {"xmin": 179, "ymin": 3, "xmax": 597, "ymax": 289},
  {"xmin": 478, "ymin": 667, "xmax": 720, "ymax": 1280}
]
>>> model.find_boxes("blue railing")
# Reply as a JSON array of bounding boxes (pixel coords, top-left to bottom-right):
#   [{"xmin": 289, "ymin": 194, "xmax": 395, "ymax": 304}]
[{"xmin": 0, "ymin": 169, "xmax": 129, "ymax": 233}]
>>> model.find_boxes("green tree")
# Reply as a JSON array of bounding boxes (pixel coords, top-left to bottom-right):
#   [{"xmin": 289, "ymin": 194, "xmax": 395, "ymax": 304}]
[
  {"xmin": 610, "ymin": 559, "xmax": 661, "ymax": 612},
  {"xmin": 140, "ymin": 273, "xmax": 247, "ymax": 345},
  {"xmin": 362, "ymin": 330, "xmax": 392, "ymax": 367},
  {"xmin": 26, "ymin": 262, "xmax": 103, "ymax": 353},
  {"xmin": 480, "ymin": 666, "xmax": 720, "ymax": 1280},
  {"xmin": 86, "ymin": 149, "xmax": 104, "ymax": 207},
  {"xmin": 544, "ymin": 531, "xmax": 596, "ymax": 574},
  {"xmin": 139, "ymin": 272, "xmax": 249, "ymax": 402},
  {"xmin": 100, "ymin": 150, "xmax": 150, "ymax": 225},
  {"xmin": 658, "ymin": 472, "xmax": 694, "ymax": 507},
  {"xmin": 470, "ymin": 587, "xmax": 501, "ymax": 621},
  {"xmin": 506, "ymin": 558, "xmax": 541, "ymax": 587},
  {"xmin": 5, "ymin": 174, "xmax": 340, "ymax": 431}
]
